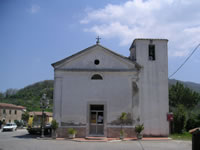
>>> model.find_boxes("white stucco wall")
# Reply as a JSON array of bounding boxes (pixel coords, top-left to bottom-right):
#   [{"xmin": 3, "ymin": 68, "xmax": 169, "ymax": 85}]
[
  {"xmin": 57, "ymin": 45, "xmax": 136, "ymax": 70},
  {"xmin": 53, "ymin": 45, "xmax": 139, "ymax": 128},
  {"xmin": 130, "ymin": 39, "xmax": 169, "ymax": 136},
  {"xmin": 54, "ymin": 71, "xmax": 137, "ymax": 125}
]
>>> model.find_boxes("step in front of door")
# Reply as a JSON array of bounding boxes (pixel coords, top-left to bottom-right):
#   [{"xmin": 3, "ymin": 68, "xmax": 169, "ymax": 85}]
[{"xmin": 85, "ymin": 136, "xmax": 107, "ymax": 140}]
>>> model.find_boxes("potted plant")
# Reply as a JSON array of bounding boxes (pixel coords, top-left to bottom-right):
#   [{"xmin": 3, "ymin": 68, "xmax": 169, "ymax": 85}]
[
  {"xmin": 120, "ymin": 130, "xmax": 125, "ymax": 140},
  {"xmin": 119, "ymin": 112, "xmax": 127, "ymax": 140},
  {"xmin": 51, "ymin": 120, "xmax": 58, "ymax": 139},
  {"xmin": 68, "ymin": 128, "xmax": 77, "ymax": 139},
  {"xmin": 135, "ymin": 124, "xmax": 144, "ymax": 139}
]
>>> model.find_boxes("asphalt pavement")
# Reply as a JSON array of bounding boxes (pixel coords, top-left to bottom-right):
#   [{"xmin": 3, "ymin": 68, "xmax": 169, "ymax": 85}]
[{"xmin": 0, "ymin": 129, "xmax": 192, "ymax": 150}]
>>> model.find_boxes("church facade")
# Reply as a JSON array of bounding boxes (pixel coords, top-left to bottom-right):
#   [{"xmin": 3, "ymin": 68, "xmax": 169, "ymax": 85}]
[{"xmin": 52, "ymin": 38, "xmax": 169, "ymax": 138}]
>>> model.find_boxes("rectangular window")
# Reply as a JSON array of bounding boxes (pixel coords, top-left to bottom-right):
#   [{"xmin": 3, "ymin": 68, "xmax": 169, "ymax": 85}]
[
  {"xmin": 3, "ymin": 109, "xmax": 6, "ymax": 114},
  {"xmin": 9, "ymin": 110, "xmax": 11, "ymax": 114},
  {"xmin": 15, "ymin": 110, "xmax": 17, "ymax": 115},
  {"xmin": 149, "ymin": 45, "xmax": 155, "ymax": 60}
]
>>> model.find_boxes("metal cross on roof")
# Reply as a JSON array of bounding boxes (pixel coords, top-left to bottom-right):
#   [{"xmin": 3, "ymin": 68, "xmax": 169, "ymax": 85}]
[{"xmin": 96, "ymin": 36, "xmax": 101, "ymax": 44}]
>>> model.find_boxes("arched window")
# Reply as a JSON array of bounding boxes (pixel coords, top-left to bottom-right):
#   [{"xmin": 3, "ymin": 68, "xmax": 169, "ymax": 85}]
[{"xmin": 91, "ymin": 74, "xmax": 103, "ymax": 80}]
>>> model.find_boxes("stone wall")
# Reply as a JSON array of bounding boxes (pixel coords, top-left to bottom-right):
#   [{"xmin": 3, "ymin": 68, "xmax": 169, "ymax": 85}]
[
  {"xmin": 57, "ymin": 127, "xmax": 86, "ymax": 138},
  {"xmin": 57, "ymin": 126, "xmax": 137, "ymax": 138},
  {"xmin": 107, "ymin": 127, "xmax": 136, "ymax": 138}
]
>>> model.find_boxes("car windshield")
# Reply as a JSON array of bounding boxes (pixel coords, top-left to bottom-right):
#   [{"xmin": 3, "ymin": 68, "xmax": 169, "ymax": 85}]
[{"xmin": 5, "ymin": 124, "xmax": 12, "ymax": 126}]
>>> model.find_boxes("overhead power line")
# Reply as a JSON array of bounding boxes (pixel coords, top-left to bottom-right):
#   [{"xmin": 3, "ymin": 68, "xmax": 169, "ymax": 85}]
[{"xmin": 169, "ymin": 43, "xmax": 200, "ymax": 79}]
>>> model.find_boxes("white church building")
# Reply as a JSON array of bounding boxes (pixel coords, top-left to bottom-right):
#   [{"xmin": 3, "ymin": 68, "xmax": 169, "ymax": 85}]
[{"xmin": 52, "ymin": 38, "xmax": 169, "ymax": 138}]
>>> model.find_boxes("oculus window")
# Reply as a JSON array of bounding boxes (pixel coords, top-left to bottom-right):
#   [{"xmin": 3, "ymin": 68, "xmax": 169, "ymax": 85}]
[
  {"xmin": 94, "ymin": 59, "xmax": 100, "ymax": 65},
  {"xmin": 91, "ymin": 74, "xmax": 103, "ymax": 80}
]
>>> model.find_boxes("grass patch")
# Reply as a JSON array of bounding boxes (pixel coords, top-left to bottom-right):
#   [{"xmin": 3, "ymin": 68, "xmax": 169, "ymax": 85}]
[{"xmin": 170, "ymin": 132, "xmax": 192, "ymax": 140}]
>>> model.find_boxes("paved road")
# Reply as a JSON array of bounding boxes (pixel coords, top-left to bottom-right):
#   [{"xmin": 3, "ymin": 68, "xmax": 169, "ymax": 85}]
[{"xmin": 0, "ymin": 129, "xmax": 192, "ymax": 150}]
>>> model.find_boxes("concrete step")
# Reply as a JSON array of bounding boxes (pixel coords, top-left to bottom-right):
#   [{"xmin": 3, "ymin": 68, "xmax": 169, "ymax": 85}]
[{"xmin": 85, "ymin": 136, "xmax": 107, "ymax": 140}]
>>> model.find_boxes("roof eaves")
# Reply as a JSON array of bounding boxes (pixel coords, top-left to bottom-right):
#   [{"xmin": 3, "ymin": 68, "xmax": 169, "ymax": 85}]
[
  {"xmin": 129, "ymin": 38, "xmax": 168, "ymax": 50},
  {"xmin": 0, "ymin": 103, "xmax": 25, "ymax": 109},
  {"xmin": 51, "ymin": 43, "xmax": 141, "ymax": 70},
  {"xmin": 51, "ymin": 44, "xmax": 98, "ymax": 68},
  {"xmin": 97, "ymin": 44, "xmax": 142, "ymax": 70}
]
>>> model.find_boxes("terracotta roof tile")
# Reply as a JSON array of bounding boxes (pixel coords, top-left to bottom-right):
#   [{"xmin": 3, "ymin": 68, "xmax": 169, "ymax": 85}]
[{"xmin": 0, "ymin": 103, "xmax": 25, "ymax": 109}]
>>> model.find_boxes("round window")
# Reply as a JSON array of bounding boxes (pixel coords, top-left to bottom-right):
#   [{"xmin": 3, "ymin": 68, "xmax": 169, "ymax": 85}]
[{"xmin": 94, "ymin": 59, "xmax": 100, "ymax": 65}]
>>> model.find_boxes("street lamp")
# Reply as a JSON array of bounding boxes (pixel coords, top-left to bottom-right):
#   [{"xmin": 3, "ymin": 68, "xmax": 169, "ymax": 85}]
[{"xmin": 40, "ymin": 93, "xmax": 49, "ymax": 138}]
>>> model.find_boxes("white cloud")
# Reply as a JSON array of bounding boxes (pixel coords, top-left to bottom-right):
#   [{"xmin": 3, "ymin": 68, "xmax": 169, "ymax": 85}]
[
  {"xmin": 80, "ymin": 0, "xmax": 200, "ymax": 57},
  {"xmin": 30, "ymin": 4, "xmax": 40, "ymax": 14}
]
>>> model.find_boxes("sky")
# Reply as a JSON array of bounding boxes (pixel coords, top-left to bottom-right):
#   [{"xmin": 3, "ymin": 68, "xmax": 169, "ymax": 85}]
[{"xmin": 0, "ymin": 0, "xmax": 200, "ymax": 92}]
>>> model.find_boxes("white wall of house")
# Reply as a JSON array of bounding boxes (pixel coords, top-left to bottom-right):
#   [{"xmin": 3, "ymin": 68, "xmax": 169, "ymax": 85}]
[{"xmin": 0, "ymin": 108, "xmax": 23, "ymax": 123}]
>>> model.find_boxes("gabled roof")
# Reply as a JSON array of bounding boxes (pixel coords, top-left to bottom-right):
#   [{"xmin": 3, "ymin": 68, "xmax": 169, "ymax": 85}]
[
  {"xmin": 0, "ymin": 103, "xmax": 25, "ymax": 110},
  {"xmin": 51, "ymin": 44, "xmax": 141, "ymax": 69}
]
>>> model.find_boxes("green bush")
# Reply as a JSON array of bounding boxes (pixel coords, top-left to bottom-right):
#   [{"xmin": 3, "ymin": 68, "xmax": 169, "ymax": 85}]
[
  {"xmin": 51, "ymin": 120, "xmax": 58, "ymax": 130},
  {"xmin": 186, "ymin": 118, "xmax": 197, "ymax": 131},
  {"xmin": 135, "ymin": 124, "xmax": 144, "ymax": 134},
  {"xmin": 185, "ymin": 113, "xmax": 200, "ymax": 131},
  {"xmin": 14, "ymin": 120, "xmax": 23, "ymax": 127},
  {"xmin": 173, "ymin": 104, "xmax": 186, "ymax": 133},
  {"xmin": 68, "ymin": 128, "xmax": 77, "ymax": 135}
]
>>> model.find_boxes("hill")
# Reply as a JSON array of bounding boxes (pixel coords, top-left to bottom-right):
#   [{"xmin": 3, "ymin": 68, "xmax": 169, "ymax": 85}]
[
  {"xmin": 169, "ymin": 79, "xmax": 200, "ymax": 93},
  {"xmin": 0, "ymin": 80, "xmax": 53, "ymax": 112},
  {"xmin": 0, "ymin": 79, "xmax": 200, "ymax": 112}
]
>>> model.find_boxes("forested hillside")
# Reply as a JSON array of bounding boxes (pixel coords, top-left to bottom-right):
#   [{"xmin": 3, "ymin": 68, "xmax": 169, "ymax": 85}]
[
  {"xmin": 169, "ymin": 79, "xmax": 200, "ymax": 93},
  {"xmin": 0, "ymin": 80, "xmax": 53, "ymax": 112}
]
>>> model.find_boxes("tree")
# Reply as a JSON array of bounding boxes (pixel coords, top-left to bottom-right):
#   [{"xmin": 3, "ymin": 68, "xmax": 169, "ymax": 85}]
[
  {"xmin": 185, "ymin": 112, "xmax": 200, "ymax": 131},
  {"xmin": 119, "ymin": 112, "xmax": 127, "ymax": 138},
  {"xmin": 22, "ymin": 112, "xmax": 29, "ymax": 123},
  {"xmin": 14, "ymin": 120, "xmax": 23, "ymax": 127},
  {"xmin": 0, "ymin": 92, "xmax": 4, "ymax": 99},
  {"xmin": 5, "ymin": 88, "xmax": 18, "ymax": 98},
  {"xmin": 0, "ymin": 80, "xmax": 54, "ymax": 112},
  {"xmin": 173, "ymin": 104, "xmax": 186, "ymax": 133},
  {"xmin": 120, "ymin": 112, "xmax": 127, "ymax": 126},
  {"xmin": 169, "ymin": 82, "xmax": 200, "ymax": 109}
]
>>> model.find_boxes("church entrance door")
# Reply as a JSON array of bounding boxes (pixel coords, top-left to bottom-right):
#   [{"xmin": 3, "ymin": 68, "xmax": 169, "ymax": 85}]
[{"xmin": 89, "ymin": 105, "xmax": 104, "ymax": 136}]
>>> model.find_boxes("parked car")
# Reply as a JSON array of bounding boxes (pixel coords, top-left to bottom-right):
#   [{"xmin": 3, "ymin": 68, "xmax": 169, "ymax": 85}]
[
  {"xmin": 27, "ymin": 124, "xmax": 52, "ymax": 135},
  {"xmin": 2, "ymin": 123, "xmax": 17, "ymax": 132}
]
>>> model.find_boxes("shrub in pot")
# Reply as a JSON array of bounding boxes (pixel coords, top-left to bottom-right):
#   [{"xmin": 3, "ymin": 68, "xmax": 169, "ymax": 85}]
[
  {"xmin": 119, "ymin": 112, "xmax": 127, "ymax": 139},
  {"xmin": 135, "ymin": 124, "xmax": 144, "ymax": 139},
  {"xmin": 120, "ymin": 130, "xmax": 125, "ymax": 140},
  {"xmin": 68, "ymin": 128, "xmax": 77, "ymax": 139},
  {"xmin": 51, "ymin": 120, "xmax": 58, "ymax": 139}
]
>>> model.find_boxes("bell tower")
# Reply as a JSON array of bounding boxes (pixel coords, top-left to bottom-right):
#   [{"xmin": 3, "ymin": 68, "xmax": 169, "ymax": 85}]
[{"xmin": 129, "ymin": 39, "xmax": 169, "ymax": 136}]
